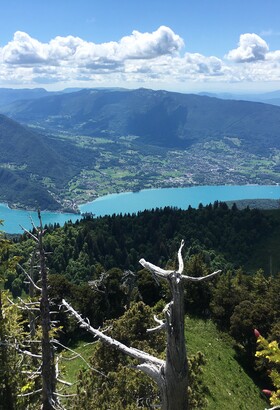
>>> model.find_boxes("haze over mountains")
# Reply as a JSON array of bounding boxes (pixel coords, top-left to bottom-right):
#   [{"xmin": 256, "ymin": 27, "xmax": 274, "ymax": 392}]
[
  {"xmin": 199, "ymin": 90, "xmax": 280, "ymax": 107},
  {"xmin": 1, "ymin": 86, "xmax": 280, "ymax": 106},
  {"xmin": 0, "ymin": 87, "xmax": 85, "ymax": 108},
  {"xmin": 0, "ymin": 87, "xmax": 280, "ymax": 210},
  {"xmin": 2, "ymin": 87, "xmax": 280, "ymax": 151}
]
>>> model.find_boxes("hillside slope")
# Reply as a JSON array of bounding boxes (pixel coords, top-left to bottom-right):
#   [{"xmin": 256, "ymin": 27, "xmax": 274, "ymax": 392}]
[
  {"xmin": 0, "ymin": 114, "xmax": 70, "ymax": 181},
  {"xmin": 2, "ymin": 88, "xmax": 280, "ymax": 154},
  {"xmin": 0, "ymin": 114, "xmax": 85, "ymax": 209},
  {"xmin": 62, "ymin": 317, "xmax": 268, "ymax": 409},
  {"xmin": 0, "ymin": 87, "xmax": 52, "ymax": 107},
  {"xmin": 185, "ymin": 317, "xmax": 267, "ymax": 410},
  {"xmin": 0, "ymin": 168, "xmax": 59, "ymax": 210}
]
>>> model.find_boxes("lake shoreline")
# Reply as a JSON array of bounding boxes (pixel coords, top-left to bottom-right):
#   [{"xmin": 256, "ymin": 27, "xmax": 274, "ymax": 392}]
[
  {"xmin": 2, "ymin": 183, "xmax": 280, "ymax": 214},
  {"xmin": 4, "ymin": 201, "xmax": 81, "ymax": 215},
  {"xmin": 2, "ymin": 185, "xmax": 280, "ymax": 234}
]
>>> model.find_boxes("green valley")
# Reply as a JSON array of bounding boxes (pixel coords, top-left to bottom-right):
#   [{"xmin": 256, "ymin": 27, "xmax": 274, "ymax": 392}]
[{"xmin": 60, "ymin": 132, "xmax": 280, "ymax": 206}]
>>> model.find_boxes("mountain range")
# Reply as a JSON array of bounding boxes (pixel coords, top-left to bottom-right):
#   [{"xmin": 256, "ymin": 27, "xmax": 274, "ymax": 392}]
[
  {"xmin": 0, "ymin": 87, "xmax": 280, "ymax": 210},
  {"xmin": 1, "ymin": 87, "xmax": 280, "ymax": 153},
  {"xmin": 199, "ymin": 90, "xmax": 280, "ymax": 107}
]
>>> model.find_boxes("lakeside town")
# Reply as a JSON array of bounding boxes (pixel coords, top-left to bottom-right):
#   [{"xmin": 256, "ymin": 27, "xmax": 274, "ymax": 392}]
[{"xmin": 57, "ymin": 134, "xmax": 280, "ymax": 207}]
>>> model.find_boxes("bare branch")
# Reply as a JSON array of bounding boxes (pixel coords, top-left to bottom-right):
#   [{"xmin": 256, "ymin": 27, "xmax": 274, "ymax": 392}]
[
  {"xmin": 181, "ymin": 269, "xmax": 222, "ymax": 282},
  {"xmin": 29, "ymin": 214, "xmax": 39, "ymax": 233},
  {"xmin": 136, "ymin": 362, "xmax": 164, "ymax": 384},
  {"xmin": 147, "ymin": 315, "xmax": 166, "ymax": 333},
  {"xmin": 57, "ymin": 378, "xmax": 72, "ymax": 387},
  {"xmin": 19, "ymin": 225, "xmax": 39, "ymax": 242},
  {"xmin": 50, "ymin": 397, "xmax": 66, "ymax": 410},
  {"xmin": 0, "ymin": 341, "xmax": 42, "ymax": 359},
  {"xmin": 177, "ymin": 239, "xmax": 185, "ymax": 274},
  {"xmin": 18, "ymin": 264, "xmax": 42, "ymax": 291},
  {"xmin": 16, "ymin": 347, "xmax": 42, "ymax": 359},
  {"xmin": 62, "ymin": 299, "xmax": 164, "ymax": 369},
  {"xmin": 123, "ymin": 270, "xmax": 136, "ymax": 278},
  {"xmin": 55, "ymin": 356, "xmax": 59, "ymax": 380},
  {"xmin": 18, "ymin": 298, "xmax": 40, "ymax": 306},
  {"xmin": 140, "ymin": 240, "xmax": 185, "ymax": 280},
  {"xmin": 54, "ymin": 392, "xmax": 77, "ymax": 398},
  {"xmin": 139, "ymin": 259, "xmax": 173, "ymax": 278},
  {"xmin": 51, "ymin": 338, "xmax": 104, "ymax": 376},
  {"xmin": 22, "ymin": 366, "xmax": 42, "ymax": 378},
  {"xmin": 7, "ymin": 297, "xmax": 40, "ymax": 312},
  {"xmin": 18, "ymin": 388, "xmax": 42, "ymax": 397}
]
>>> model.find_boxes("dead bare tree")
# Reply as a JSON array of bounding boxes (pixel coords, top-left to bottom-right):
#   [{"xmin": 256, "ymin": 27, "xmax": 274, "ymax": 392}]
[
  {"xmin": 37, "ymin": 212, "xmax": 57, "ymax": 410},
  {"xmin": 62, "ymin": 240, "xmax": 221, "ymax": 410},
  {"xmin": 20, "ymin": 212, "xmax": 58, "ymax": 410}
]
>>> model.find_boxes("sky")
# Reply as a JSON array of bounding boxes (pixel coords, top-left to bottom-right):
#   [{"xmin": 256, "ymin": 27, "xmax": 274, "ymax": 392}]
[{"xmin": 0, "ymin": 0, "xmax": 280, "ymax": 93}]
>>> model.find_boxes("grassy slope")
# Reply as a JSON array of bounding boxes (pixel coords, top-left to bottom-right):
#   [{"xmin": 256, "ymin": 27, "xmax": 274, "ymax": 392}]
[
  {"xmin": 60, "ymin": 341, "xmax": 95, "ymax": 390},
  {"xmin": 62, "ymin": 317, "xmax": 268, "ymax": 409},
  {"xmin": 185, "ymin": 317, "xmax": 267, "ymax": 410}
]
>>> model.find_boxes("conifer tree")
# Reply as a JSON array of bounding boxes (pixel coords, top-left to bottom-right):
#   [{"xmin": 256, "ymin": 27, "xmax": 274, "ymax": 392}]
[{"xmin": 0, "ymin": 222, "xmax": 36, "ymax": 410}]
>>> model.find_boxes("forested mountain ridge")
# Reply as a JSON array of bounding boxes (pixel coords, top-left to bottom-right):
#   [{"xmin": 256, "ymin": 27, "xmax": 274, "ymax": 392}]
[
  {"xmin": 0, "ymin": 114, "xmax": 66, "ymax": 209},
  {"xmin": 0, "ymin": 114, "xmax": 67, "ymax": 176},
  {"xmin": 2, "ymin": 88, "xmax": 280, "ymax": 154},
  {"xmin": 0, "ymin": 114, "xmax": 94, "ymax": 210},
  {"xmin": 0, "ymin": 87, "xmax": 53, "ymax": 107}
]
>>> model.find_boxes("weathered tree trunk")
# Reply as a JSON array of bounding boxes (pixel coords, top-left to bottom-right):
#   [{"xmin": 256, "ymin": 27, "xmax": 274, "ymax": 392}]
[
  {"xmin": 38, "ymin": 215, "xmax": 56, "ymax": 410},
  {"xmin": 159, "ymin": 273, "xmax": 188, "ymax": 410},
  {"xmin": 28, "ymin": 249, "xmax": 40, "ymax": 370},
  {"xmin": 140, "ymin": 241, "xmax": 221, "ymax": 409}
]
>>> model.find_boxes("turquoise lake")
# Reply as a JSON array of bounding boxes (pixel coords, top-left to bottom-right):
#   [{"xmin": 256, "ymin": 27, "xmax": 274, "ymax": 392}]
[{"xmin": 1, "ymin": 185, "xmax": 280, "ymax": 234}]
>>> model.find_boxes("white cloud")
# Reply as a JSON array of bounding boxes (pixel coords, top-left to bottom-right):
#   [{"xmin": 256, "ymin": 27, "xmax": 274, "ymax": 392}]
[
  {"xmin": 48, "ymin": 35, "xmax": 84, "ymax": 62},
  {"xmin": 117, "ymin": 26, "xmax": 184, "ymax": 59},
  {"xmin": 226, "ymin": 33, "xmax": 269, "ymax": 63},
  {"xmin": 0, "ymin": 27, "xmax": 185, "ymax": 86},
  {"xmin": 266, "ymin": 50, "xmax": 280, "ymax": 61},
  {"xmin": 1, "ymin": 26, "xmax": 183, "ymax": 68},
  {"xmin": 181, "ymin": 53, "xmax": 225, "ymax": 76},
  {"xmin": 0, "ymin": 29, "xmax": 280, "ymax": 90},
  {"xmin": 2, "ymin": 31, "xmax": 48, "ymax": 64}
]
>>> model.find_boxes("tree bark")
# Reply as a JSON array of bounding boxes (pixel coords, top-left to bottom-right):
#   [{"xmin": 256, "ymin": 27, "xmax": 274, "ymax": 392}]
[
  {"xmin": 159, "ymin": 273, "xmax": 188, "ymax": 410},
  {"xmin": 38, "ymin": 215, "xmax": 56, "ymax": 410},
  {"xmin": 140, "ymin": 241, "xmax": 221, "ymax": 410}
]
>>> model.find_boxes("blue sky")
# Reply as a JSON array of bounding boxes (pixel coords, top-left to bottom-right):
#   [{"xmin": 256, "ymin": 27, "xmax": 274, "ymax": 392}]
[{"xmin": 0, "ymin": 0, "xmax": 280, "ymax": 92}]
